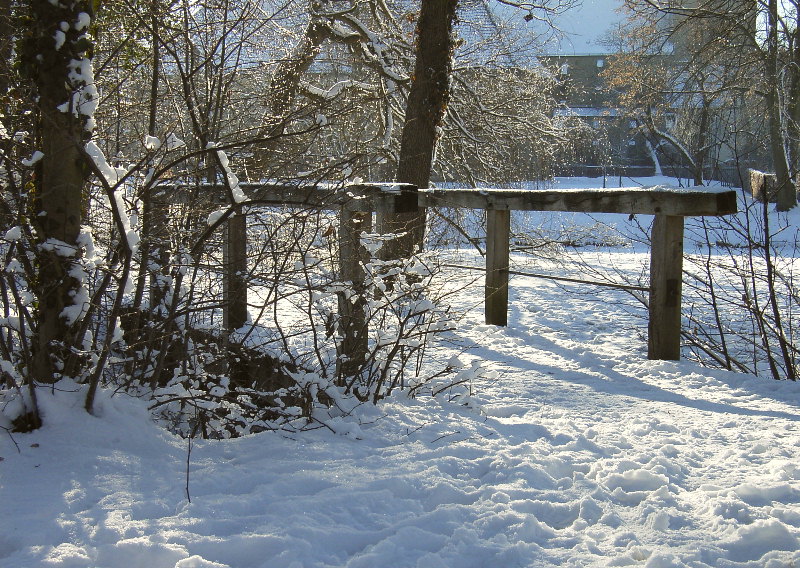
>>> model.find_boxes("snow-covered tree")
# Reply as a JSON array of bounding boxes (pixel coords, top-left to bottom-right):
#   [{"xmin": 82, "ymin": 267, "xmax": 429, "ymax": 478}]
[{"xmin": 19, "ymin": 1, "xmax": 98, "ymax": 394}]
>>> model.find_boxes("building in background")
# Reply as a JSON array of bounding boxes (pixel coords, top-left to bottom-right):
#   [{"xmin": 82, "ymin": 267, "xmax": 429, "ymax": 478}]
[{"xmin": 525, "ymin": 0, "xmax": 657, "ymax": 177}]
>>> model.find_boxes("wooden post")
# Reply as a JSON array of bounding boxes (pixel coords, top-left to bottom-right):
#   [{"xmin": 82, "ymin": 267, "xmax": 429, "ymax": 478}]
[
  {"xmin": 338, "ymin": 204, "xmax": 372, "ymax": 381},
  {"xmin": 485, "ymin": 208, "xmax": 511, "ymax": 326},
  {"xmin": 648, "ymin": 214, "xmax": 684, "ymax": 360},
  {"xmin": 150, "ymin": 188, "xmax": 172, "ymax": 308},
  {"xmin": 224, "ymin": 210, "xmax": 248, "ymax": 331},
  {"xmin": 750, "ymin": 169, "xmax": 776, "ymax": 203}
]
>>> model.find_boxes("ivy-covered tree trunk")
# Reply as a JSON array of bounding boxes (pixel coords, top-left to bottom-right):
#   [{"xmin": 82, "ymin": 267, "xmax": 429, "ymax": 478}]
[
  {"xmin": 21, "ymin": 0, "xmax": 96, "ymax": 384},
  {"xmin": 252, "ymin": 15, "xmax": 330, "ymax": 175},
  {"xmin": 378, "ymin": 0, "xmax": 458, "ymax": 259}
]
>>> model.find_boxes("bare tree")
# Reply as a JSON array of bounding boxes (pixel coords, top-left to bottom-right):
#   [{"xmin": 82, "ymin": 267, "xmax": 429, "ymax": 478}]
[
  {"xmin": 375, "ymin": 0, "xmax": 459, "ymax": 261},
  {"xmin": 615, "ymin": 0, "xmax": 797, "ymax": 205}
]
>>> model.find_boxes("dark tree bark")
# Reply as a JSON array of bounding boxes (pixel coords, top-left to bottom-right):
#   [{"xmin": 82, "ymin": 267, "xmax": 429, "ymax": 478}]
[
  {"xmin": 378, "ymin": 0, "xmax": 458, "ymax": 260},
  {"xmin": 0, "ymin": 0, "xmax": 12, "ymax": 228},
  {"xmin": 787, "ymin": 20, "xmax": 800, "ymax": 177},
  {"xmin": 0, "ymin": 0, "xmax": 11, "ymax": 98},
  {"xmin": 766, "ymin": 0, "xmax": 796, "ymax": 211},
  {"xmin": 692, "ymin": 99, "xmax": 710, "ymax": 187},
  {"xmin": 21, "ymin": 0, "xmax": 95, "ymax": 383}
]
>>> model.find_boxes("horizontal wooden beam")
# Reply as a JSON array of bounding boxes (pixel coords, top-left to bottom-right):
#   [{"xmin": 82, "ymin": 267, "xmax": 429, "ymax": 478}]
[
  {"xmin": 160, "ymin": 183, "xmax": 738, "ymax": 217},
  {"xmin": 419, "ymin": 187, "xmax": 738, "ymax": 216},
  {"xmin": 160, "ymin": 182, "xmax": 417, "ymax": 212}
]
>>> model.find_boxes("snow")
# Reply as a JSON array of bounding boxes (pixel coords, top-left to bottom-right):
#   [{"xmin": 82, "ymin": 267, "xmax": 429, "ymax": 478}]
[
  {"xmin": 3, "ymin": 226, "xmax": 22, "ymax": 242},
  {"xmin": 74, "ymin": 13, "xmax": 91, "ymax": 32},
  {"xmin": 59, "ymin": 57, "xmax": 99, "ymax": 132},
  {"xmin": 21, "ymin": 150, "xmax": 44, "ymax": 167},
  {"xmin": 207, "ymin": 208, "xmax": 227, "ymax": 227},
  {"xmin": 3, "ymin": 283, "xmax": 800, "ymax": 565},
  {"xmin": 87, "ymin": 141, "xmax": 139, "ymax": 252},
  {"xmin": 166, "ymin": 133, "xmax": 186, "ymax": 151},
  {"xmin": 54, "ymin": 29, "xmax": 67, "ymax": 51},
  {"xmin": 2, "ymin": 177, "xmax": 799, "ymax": 567},
  {"xmin": 208, "ymin": 143, "xmax": 248, "ymax": 204},
  {"xmin": 145, "ymin": 135, "xmax": 162, "ymax": 151},
  {"xmin": 85, "ymin": 141, "xmax": 122, "ymax": 186}
]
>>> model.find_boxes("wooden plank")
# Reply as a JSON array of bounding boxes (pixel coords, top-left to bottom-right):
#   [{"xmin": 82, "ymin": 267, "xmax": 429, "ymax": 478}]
[
  {"xmin": 485, "ymin": 209, "xmax": 511, "ymax": 326},
  {"xmin": 419, "ymin": 187, "xmax": 737, "ymax": 216},
  {"xmin": 167, "ymin": 182, "xmax": 418, "ymax": 212},
  {"xmin": 165, "ymin": 183, "xmax": 737, "ymax": 217},
  {"xmin": 223, "ymin": 211, "xmax": 248, "ymax": 332},
  {"xmin": 337, "ymin": 205, "xmax": 372, "ymax": 381},
  {"xmin": 648, "ymin": 214, "xmax": 684, "ymax": 360}
]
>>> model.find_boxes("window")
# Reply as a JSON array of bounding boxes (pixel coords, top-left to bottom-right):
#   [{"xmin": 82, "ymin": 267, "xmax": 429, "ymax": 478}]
[{"xmin": 596, "ymin": 59, "xmax": 604, "ymax": 68}]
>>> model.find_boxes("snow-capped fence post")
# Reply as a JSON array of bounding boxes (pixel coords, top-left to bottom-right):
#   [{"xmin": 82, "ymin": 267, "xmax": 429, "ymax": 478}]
[
  {"xmin": 648, "ymin": 214, "xmax": 684, "ymax": 360},
  {"xmin": 337, "ymin": 198, "xmax": 372, "ymax": 381},
  {"xmin": 485, "ymin": 209, "xmax": 511, "ymax": 326},
  {"xmin": 749, "ymin": 169, "xmax": 777, "ymax": 203}
]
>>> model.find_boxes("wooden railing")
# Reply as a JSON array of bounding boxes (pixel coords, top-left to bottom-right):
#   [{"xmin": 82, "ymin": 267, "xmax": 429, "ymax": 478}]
[{"xmin": 169, "ymin": 182, "xmax": 738, "ymax": 361}]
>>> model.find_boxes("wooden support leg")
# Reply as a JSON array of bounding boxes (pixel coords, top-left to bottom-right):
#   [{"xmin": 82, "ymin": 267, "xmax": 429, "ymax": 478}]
[
  {"xmin": 150, "ymin": 193, "xmax": 171, "ymax": 309},
  {"xmin": 224, "ymin": 210, "xmax": 248, "ymax": 332},
  {"xmin": 648, "ymin": 214, "xmax": 684, "ymax": 360},
  {"xmin": 338, "ymin": 206, "xmax": 372, "ymax": 381},
  {"xmin": 485, "ymin": 208, "xmax": 510, "ymax": 326}
]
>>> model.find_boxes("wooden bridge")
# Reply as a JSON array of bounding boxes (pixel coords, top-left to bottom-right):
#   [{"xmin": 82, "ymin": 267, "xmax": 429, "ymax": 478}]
[{"xmin": 172, "ymin": 182, "xmax": 738, "ymax": 362}]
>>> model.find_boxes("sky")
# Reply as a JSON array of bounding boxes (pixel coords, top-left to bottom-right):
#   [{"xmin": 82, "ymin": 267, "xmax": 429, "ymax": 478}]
[{"xmin": 512, "ymin": 0, "xmax": 628, "ymax": 55}]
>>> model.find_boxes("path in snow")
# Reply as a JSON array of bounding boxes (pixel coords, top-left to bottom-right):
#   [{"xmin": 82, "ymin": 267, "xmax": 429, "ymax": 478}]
[{"xmin": 1, "ymin": 257, "xmax": 800, "ymax": 568}]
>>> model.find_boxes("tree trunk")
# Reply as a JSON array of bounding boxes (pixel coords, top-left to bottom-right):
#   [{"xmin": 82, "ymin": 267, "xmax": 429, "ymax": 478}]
[
  {"xmin": 0, "ymin": 0, "xmax": 11, "ymax": 97},
  {"xmin": 23, "ymin": 0, "xmax": 95, "ymax": 383},
  {"xmin": 692, "ymin": 101, "xmax": 710, "ymax": 186},
  {"xmin": 0, "ymin": 0, "xmax": 11, "ymax": 229},
  {"xmin": 766, "ymin": 0, "xmax": 796, "ymax": 211},
  {"xmin": 133, "ymin": 7, "xmax": 167, "ymax": 314},
  {"xmin": 377, "ymin": 0, "xmax": 458, "ymax": 260},
  {"xmin": 253, "ymin": 16, "xmax": 330, "ymax": 173},
  {"xmin": 786, "ymin": 28, "xmax": 800, "ymax": 181}
]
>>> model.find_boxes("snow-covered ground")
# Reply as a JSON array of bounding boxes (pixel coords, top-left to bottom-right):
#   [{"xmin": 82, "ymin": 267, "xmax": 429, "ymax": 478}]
[{"xmin": 2, "ymin": 177, "xmax": 799, "ymax": 567}]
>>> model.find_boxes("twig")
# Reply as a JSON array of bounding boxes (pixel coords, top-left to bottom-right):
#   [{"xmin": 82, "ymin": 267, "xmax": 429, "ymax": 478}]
[
  {"xmin": 1, "ymin": 425, "xmax": 20, "ymax": 453},
  {"xmin": 186, "ymin": 415, "xmax": 202, "ymax": 504},
  {"xmin": 430, "ymin": 430, "xmax": 461, "ymax": 444},
  {"xmin": 405, "ymin": 423, "xmax": 428, "ymax": 436},
  {"xmin": 440, "ymin": 263, "xmax": 650, "ymax": 292},
  {"xmin": 185, "ymin": 434, "xmax": 192, "ymax": 503}
]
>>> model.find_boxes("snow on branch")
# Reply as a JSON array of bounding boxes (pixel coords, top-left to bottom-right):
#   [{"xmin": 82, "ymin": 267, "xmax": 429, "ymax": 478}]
[
  {"xmin": 301, "ymin": 79, "xmax": 375, "ymax": 101},
  {"xmin": 208, "ymin": 143, "xmax": 248, "ymax": 204},
  {"xmin": 331, "ymin": 14, "xmax": 408, "ymax": 82}
]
